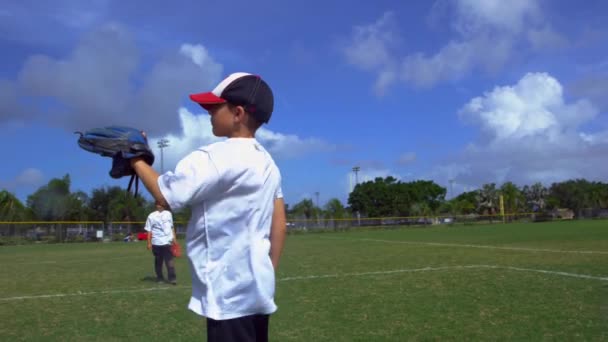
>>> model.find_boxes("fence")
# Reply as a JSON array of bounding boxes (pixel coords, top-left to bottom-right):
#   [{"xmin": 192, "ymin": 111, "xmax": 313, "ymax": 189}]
[
  {"xmin": 286, "ymin": 212, "xmax": 542, "ymax": 231},
  {"xmin": 1, "ymin": 211, "xmax": 590, "ymax": 245},
  {"xmin": 0, "ymin": 221, "xmax": 191, "ymax": 245}
]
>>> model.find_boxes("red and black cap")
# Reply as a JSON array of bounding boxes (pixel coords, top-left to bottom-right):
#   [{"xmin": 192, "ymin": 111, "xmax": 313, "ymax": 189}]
[{"xmin": 189, "ymin": 72, "xmax": 274, "ymax": 124}]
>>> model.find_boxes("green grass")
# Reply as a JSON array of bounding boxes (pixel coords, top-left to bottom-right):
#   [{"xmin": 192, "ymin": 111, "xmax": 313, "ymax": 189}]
[{"xmin": 1, "ymin": 220, "xmax": 607, "ymax": 341}]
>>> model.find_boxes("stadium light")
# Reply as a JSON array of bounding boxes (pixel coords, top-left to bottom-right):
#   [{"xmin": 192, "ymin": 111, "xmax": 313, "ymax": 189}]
[{"xmin": 157, "ymin": 138, "xmax": 170, "ymax": 173}]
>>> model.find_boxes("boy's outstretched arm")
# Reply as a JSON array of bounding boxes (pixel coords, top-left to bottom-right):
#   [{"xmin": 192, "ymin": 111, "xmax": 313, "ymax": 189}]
[
  {"xmin": 270, "ymin": 197, "xmax": 287, "ymax": 270},
  {"xmin": 131, "ymin": 158, "xmax": 169, "ymax": 209}
]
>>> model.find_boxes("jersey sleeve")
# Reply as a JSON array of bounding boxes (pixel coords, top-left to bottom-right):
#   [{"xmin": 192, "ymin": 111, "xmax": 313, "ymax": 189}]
[
  {"xmin": 158, "ymin": 150, "xmax": 222, "ymax": 211},
  {"xmin": 144, "ymin": 215, "xmax": 152, "ymax": 232}
]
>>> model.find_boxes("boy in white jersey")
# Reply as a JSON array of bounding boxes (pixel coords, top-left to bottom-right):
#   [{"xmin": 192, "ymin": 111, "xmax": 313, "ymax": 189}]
[
  {"xmin": 130, "ymin": 73, "xmax": 287, "ymax": 342},
  {"xmin": 144, "ymin": 202, "xmax": 177, "ymax": 284}
]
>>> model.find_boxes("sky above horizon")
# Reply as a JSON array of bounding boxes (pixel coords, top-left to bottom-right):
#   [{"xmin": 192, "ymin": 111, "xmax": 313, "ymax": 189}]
[{"xmin": 1, "ymin": 0, "xmax": 608, "ymax": 207}]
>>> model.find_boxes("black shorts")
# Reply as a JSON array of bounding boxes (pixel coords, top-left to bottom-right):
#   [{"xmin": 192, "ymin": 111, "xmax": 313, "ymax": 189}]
[
  {"xmin": 152, "ymin": 244, "xmax": 173, "ymax": 260},
  {"xmin": 206, "ymin": 314, "xmax": 269, "ymax": 342}
]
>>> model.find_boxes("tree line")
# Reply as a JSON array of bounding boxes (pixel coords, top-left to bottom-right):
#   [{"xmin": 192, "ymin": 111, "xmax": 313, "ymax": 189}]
[
  {"xmin": 288, "ymin": 177, "xmax": 608, "ymax": 220},
  {"xmin": 0, "ymin": 174, "xmax": 190, "ymax": 223},
  {"xmin": 1, "ymin": 174, "xmax": 607, "ymax": 223}
]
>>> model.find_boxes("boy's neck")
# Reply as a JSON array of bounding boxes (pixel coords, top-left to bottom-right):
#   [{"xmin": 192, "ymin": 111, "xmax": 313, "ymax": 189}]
[{"xmin": 228, "ymin": 129, "xmax": 256, "ymax": 139}]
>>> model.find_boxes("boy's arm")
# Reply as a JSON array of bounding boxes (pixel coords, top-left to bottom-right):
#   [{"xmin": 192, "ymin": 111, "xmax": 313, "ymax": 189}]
[
  {"xmin": 147, "ymin": 229, "xmax": 152, "ymax": 250},
  {"xmin": 144, "ymin": 216, "xmax": 152, "ymax": 250},
  {"xmin": 131, "ymin": 158, "xmax": 169, "ymax": 208},
  {"xmin": 270, "ymin": 197, "xmax": 287, "ymax": 270},
  {"xmin": 171, "ymin": 220, "xmax": 177, "ymax": 244}
]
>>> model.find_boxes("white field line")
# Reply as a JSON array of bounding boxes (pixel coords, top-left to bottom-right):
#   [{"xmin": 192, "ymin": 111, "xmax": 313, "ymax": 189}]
[
  {"xmin": 7, "ymin": 255, "xmax": 150, "ymax": 266},
  {"xmin": 1, "ymin": 264, "xmax": 606, "ymax": 302},
  {"xmin": 322, "ymin": 236, "xmax": 608, "ymax": 255}
]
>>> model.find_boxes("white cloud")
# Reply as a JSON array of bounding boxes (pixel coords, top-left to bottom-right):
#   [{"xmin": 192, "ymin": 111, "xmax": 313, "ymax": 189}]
[
  {"xmin": 4, "ymin": 24, "xmax": 223, "ymax": 136},
  {"xmin": 343, "ymin": 0, "xmax": 567, "ymax": 90},
  {"xmin": 0, "ymin": 168, "xmax": 45, "ymax": 192},
  {"xmin": 460, "ymin": 72, "xmax": 597, "ymax": 144},
  {"xmin": 342, "ymin": 11, "xmax": 398, "ymax": 71},
  {"xmin": 15, "ymin": 168, "xmax": 45, "ymax": 186},
  {"xmin": 341, "ymin": 11, "xmax": 400, "ymax": 94},
  {"xmin": 397, "ymin": 152, "xmax": 417, "ymax": 166},
  {"xmin": 451, "ymin": 0, "xmax": 540, "ymax": 35},
  {"xmin": 433, "ymin": 72, "xmax": 607, "ymax": 188},
  {"xmin": 180, "ymin": 44, "xmax": 217, "ymax": 68}
]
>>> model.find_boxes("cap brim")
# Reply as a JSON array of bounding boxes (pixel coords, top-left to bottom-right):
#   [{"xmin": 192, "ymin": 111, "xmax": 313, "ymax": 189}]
[{"xmin": 189, "ymin": 92, "xmax": 226, "ymax": 109}]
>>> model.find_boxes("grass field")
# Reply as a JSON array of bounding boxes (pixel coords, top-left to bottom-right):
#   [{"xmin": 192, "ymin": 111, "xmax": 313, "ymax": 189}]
[{"xmin": 1, "ymin": 220, "xmax": 607, "ymax": 341}]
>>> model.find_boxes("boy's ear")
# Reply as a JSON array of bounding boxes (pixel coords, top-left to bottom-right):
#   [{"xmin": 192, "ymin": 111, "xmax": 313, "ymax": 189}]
[{"xmin": 232, "ymin": 105, "xmax": 245, "ymax": 121}]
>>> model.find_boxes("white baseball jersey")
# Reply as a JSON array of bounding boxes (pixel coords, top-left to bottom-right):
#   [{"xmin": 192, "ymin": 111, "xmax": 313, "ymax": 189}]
[
  {"xmin": 157, "ymin": 138, "xmax": 283, "ymax": 320},
  {"xmin": 144, "ymin": 210, "xmax": 174, "ymax": 246}
]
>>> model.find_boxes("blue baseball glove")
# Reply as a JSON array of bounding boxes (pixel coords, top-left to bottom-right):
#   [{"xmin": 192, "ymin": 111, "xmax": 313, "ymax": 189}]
[{"xmin": 76, "ymin": 126, "xmax": 155, "ymax": 196}]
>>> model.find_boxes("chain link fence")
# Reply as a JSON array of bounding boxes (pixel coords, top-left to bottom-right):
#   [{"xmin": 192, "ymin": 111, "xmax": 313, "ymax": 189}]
[{"xmin": 1, "ymin": 210, "xmax": 605, "ymax": 245}]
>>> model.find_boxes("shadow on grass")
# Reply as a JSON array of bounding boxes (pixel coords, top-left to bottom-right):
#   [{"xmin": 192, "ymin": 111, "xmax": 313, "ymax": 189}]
[{"xmin": 140, "ymin": 275, "xmax": 161, "ymax": 283}]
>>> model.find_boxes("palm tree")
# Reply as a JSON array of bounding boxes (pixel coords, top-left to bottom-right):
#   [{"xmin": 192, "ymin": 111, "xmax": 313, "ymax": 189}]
[
  {"xmin": 0, "ymin": 190, "xmax": 25, "ymax": 221},
  {"xmin": 476, "ymin": 183, "xmax": 499, "ymax": 221},
  {"xmin": 0, "ymin": 190, "xmax": 26, "ymax": 237},
  {"xmin": 324, "ymin": 198, "xmax": 346, "ymax": 229},
  {"xmin": 523, "ymin": 182, "xmax": 548, "ymax": 212},
  {"xmin": 500, "ymin": 182, "xmax": 524, "ymax": 220},
  {"xmin": 291, "ymin": 199, "xmax": 315, "ymax": 220}
]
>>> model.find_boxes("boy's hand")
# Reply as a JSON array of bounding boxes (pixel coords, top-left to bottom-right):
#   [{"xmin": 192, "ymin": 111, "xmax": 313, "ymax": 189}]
[
  {"xmin": 147, "ymin": 242, "xmax": 152, "ymax": 250},
  {"xmin": 130, "ymin": 157, "xmax": 145, "ymax": 168}
]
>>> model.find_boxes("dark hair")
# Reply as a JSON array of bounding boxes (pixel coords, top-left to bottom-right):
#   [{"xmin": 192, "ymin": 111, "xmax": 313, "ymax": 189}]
[{"xmin": 227, "ymin": 103, "xmax": 263, "ymax": 131}]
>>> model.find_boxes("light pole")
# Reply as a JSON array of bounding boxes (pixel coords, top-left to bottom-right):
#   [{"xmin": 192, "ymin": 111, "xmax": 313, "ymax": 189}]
[
  {"xmin": 352, "ymin": 166, "xmax": 361, "ymax": 226},
  {"xmin": 157, "ymin": 138, "xmax": 169, "ymax": 173},
  {"xmin": 352, "ymin": 166, "xmax": 360, "ymax": 186},
  {"xmin": 314, "ymin": 191, "xmax": 320, "ymax": 225},
  {"xmin": 449, "ymin": 179, "xmax": 454, "ymax": 199}
]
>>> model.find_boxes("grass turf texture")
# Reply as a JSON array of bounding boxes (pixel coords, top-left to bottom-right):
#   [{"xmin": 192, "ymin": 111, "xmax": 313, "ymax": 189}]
[{"xmin": 1, "ymin": 220, "xmax": 607, "ymax": 341}]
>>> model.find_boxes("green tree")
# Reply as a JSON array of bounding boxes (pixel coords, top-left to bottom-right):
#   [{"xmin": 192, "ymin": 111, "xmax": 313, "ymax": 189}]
[
  {"xmin": 348, "ymin": 177, "xmax": 446, "ymax": 218},
  {"xmin": 407, "ymin": 180, "xmax": 446, "ymax": 214},
  {"xmin": 324, "ymin": 198, "xmax": 346, "ymax": 220},
  {"xmin": 0, "ymin": 190, "xmax": 26, "ymax": 236},
  {"xmin": 450, "ymin": 191, "xmax": 477, "ymax": 215},
  {"xmin": 291, "ymin": 199, "xmax": 315, "ymax": 220},
  {"xmin": 348, "ymin": 177, "xmax": 400, "ymax": 217},
  {"xmin": 0, "ymin": 190, "xmax": 26, "ymax": 221},
  {"xmin": 26, "ymin": 174, "xmax": 74, "ymax": 221},
  {"xmin": 89, "ymin": 186, "xmax": 151, "ymax": 222}
]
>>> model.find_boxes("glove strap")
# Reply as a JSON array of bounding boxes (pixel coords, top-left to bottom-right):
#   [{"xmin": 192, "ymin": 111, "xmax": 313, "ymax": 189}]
[{"xmin": 127, "ymin": 174, "xmax": 140, "ymax": 197}]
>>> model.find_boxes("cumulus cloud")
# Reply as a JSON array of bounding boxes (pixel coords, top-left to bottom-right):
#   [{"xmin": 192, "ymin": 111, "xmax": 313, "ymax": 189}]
[
  {"xmin": 342, "ymin": 11, "xmax": 398, "ymax": 71},
  {"xmin": 15, "ymin": 168, "xmax": 45, "ymax": 186},
  {"xmin": 342, "ymin": 0, "xmax": 567, "ymax": 91},
  {"xmin": 4, "ymin": 24, "xmax": 223, "ymax": 136},
  {"xmin": 0, "ymin": 168, "xmax": 45, "ymax": 193},
  {"xmin": 460, "ymin": 72, "xmax": 596, "ymax": 143},
  {"xmin": 432, "ymin": 72, "xmax": 607, "ymax": 188}
]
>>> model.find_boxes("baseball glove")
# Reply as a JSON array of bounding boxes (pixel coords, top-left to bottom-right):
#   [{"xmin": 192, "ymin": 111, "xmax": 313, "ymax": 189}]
[{"xmin": 75, "ymin": 126, "xmax": 155, "ymax": 196}]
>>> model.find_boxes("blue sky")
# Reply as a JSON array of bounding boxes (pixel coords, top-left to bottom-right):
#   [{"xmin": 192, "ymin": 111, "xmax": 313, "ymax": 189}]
[{"xmin": 1, "ymin": 0, "xmax": 608, "ymax": 207}]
